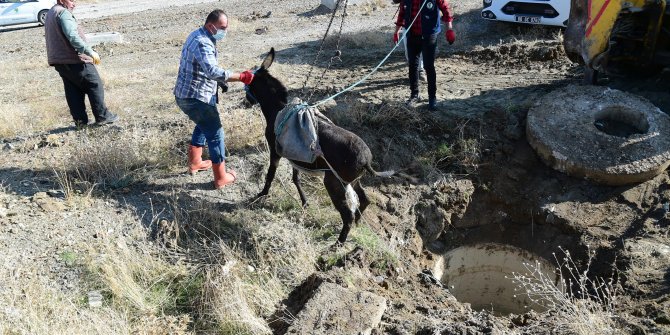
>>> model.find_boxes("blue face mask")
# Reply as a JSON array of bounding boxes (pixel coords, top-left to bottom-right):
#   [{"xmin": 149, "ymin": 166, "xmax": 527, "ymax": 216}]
[{"xmin": 212, "ymin": 28, "xmax": 227, "ymax": 41}]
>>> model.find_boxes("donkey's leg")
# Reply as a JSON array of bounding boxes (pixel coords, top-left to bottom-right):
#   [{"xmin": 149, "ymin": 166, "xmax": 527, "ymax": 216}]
[
  {"xmin": 291, "ymin": 168, "xmax": 308, "ymax": 208},
  {"xmin": 253, "ymin": 152, "xmax": 280, "ymax": 201},
  {"xmin": 324, "ymin": 172, "xmax": 355, "ymax": 245},
  {"xmin": 353, "ymin": 180, "xmax": 370, "ymax": 224}
]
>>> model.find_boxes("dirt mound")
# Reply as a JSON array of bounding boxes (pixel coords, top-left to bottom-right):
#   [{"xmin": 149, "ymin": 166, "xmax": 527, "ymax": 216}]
[{"xmin": 461, "ymin": 40, "xmax": 565, "ymax": 66}]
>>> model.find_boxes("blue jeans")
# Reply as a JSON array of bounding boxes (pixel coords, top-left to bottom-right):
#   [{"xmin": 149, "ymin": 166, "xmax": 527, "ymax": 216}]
[{"xmin": 175, "ymin": 97, "xmax": 226, "ymax": 164}]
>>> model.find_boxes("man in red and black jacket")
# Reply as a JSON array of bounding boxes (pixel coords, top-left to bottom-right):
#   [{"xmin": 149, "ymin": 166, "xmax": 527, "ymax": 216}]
[{"xmin": 393, "ymin": 0, "xmax": 455, "ymax": 110}]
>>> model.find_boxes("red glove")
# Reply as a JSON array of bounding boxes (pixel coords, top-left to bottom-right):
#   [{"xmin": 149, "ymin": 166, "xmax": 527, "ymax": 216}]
[
  {"xmin": 239, "ymin": 70, "xmax": 254, "ymax": 85},
  {"xmin": 393, "ymin": 31, "xmax": 399, "ymax": 45},
  {"xmin": 446, "ymin": 29, "xmax": 456, "ymax": 45}
]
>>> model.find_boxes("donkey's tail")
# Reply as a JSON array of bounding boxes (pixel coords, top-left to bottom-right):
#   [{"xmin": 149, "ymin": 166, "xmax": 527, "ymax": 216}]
[
  {"xmin": 365, "ymin": 164, "xmax": 418, "ymax": 183},
  {"xmin": 365, "ymin": 164, "xmax": 394, "ymax": 177}
]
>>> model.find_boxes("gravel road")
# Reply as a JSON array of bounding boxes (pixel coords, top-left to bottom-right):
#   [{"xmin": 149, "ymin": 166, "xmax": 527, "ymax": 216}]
[{"xmin": 76, "ymin": 0, "xmax": 223, "ymax": 20}]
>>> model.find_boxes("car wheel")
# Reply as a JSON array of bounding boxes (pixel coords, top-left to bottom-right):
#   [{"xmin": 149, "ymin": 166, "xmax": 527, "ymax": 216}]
[{"xmin": 38, "ymin": 10, "xmax": 48, "ymax": 25}]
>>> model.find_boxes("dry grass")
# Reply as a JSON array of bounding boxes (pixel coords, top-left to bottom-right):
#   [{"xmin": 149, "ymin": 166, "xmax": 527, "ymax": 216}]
[
  {"xmin": 0, "ymin": 58, "xmax": 66, "ymax": 138},
  {"xmin": 137, "ymin": 190, "xmax": 322, "ymax": 334},
  {"xmin": 511, "ymin": 247, "xmax": 623, "ymax": 335},
  {"xmin": 0, "ymin": 206, "xmax": 322, "ymax": 334},
  {"xmin": 0, "ymin": 223, "xmax": 194, "ymax": 335},
  {"xmin": 52, "ymin": 166, "xmax": 96, "ymax": 204},
  {"xmin": 454, "ymin": 137, "xmax": 481, "ymax": 173},
  {"xmin": 331, "ymin": 98, "xmax": 423, "ymax": 129},
  {"xmin": 98, "ymin": 65, "xmax": 163, "ymax": 90},
  {"xmin": 222, "ymin": 104, "xmax": 267, "ymax": 151},
  {"xmin": 0, "ymin": 274, "xmax": 132, "ymax": 334},
  {"xmin": 0, "ymin": 41, "xmax": 182, "ymax": 140},
  {"xmin": 0, "ymin": 103, "xmax": 31, "ymax": 139},
  {"xmin": 0, "ymin": 205, "xmax": 319, "ymax": 334},
  {"xmin": 0, "ymin": 102, "xmax": 65, "ymax": 139},
  {"xmin": 86, "ymin": 238, "xmax": 190, "ymax": 315},
  {"xmin": 349, "ymin": 225, "xmax": 399, "ymax": 270},
  {"xmin": 184, "ymin": 213, "xmax": 319, "ymax": 334},
  {"xmin": 200, "ymin": 244, "xmax": 281, "ymax": 334},
  {"xmin": 55, "ymin": 126, "xmax": 180, "ymax": 189},
  {"xmin": 435, "ymin": 121, "xmax": 482, "ymax": 175},
  {"xmin": 96, "ymin": 61, "xmax": 179, "ymax": 118},
  {"xmin": 227, "ymin": 16, "xmax": 256, "ymax": 34}
]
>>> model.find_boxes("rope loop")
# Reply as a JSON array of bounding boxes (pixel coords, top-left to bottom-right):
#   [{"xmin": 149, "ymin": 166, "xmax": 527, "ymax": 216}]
[{"xmin": 274, "ymin": 102, "xmax": 310, "ymax": 137}]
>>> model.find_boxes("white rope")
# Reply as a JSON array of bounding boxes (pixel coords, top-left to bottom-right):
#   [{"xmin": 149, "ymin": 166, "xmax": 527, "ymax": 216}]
[{"xmin": 310, "ymin": 0, "xmax": 429, "ymax": 108}]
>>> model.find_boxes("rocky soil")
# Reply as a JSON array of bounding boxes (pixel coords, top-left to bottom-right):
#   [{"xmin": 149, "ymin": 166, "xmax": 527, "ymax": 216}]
[{"xmin": 1, "ymin": 0, "xmax": 669, "ymax": 334}]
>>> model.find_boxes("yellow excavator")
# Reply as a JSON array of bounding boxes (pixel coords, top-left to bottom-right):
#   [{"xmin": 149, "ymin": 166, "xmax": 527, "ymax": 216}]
[{"xmin": 564, "ymin": 0, "xmax": 670, "ymax": 83}]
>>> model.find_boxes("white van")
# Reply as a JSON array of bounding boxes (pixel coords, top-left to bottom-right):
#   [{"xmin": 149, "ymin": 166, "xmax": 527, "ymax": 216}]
[
  {"xmin": 0, "ymin": 0, "xmax": 55, "ymax": 27},
  {"xmin": 481, "ymin": 0, "xmax": 570, "ymax": 27}
]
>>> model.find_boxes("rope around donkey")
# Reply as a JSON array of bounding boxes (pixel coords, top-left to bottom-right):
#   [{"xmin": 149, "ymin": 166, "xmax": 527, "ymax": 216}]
[
  {"xmin": 279, "ymin": 0, "xmax": 428, "ymax": 137},
  {"xmin": 268, "ymin": 0, "xmax": 429, "ymax": 211},
  {"xmin": 276, "ymin": 0, "xmax": 429, "ymax": 182}
]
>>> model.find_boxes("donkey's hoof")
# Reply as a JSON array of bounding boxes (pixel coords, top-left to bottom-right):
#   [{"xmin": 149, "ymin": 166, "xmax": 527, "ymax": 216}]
[
  {"xmin": 248, "ymin": 194, "xmax": 268, "ymax": 205},
  {"xmin": 330, "ymin": 241, "xmax": 344, "ymax": 250}
]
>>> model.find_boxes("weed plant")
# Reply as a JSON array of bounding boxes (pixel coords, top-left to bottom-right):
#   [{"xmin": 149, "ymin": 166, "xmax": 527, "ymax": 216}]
[{"xmin": 512, "ymin": 247, "xmax": 623, "ymax": 335}]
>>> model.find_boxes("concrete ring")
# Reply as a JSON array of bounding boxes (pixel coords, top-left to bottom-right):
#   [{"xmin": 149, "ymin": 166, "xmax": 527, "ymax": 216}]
[{"xmin": 526, "ymin": 85, "xmax": 670, "ymax": 185}]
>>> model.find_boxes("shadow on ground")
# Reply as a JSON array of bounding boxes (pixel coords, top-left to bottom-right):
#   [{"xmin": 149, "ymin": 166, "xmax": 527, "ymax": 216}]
[
  {"xmin": 0, "ymin": 80, "xmax": 585, "ymax": 255},
  {"xmin": 271, "ymin": 8, "xmax": 566, "ymax": 70}
]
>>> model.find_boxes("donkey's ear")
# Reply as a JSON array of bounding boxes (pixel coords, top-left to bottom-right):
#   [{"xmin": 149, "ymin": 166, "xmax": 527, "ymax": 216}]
[{"xmin": 260, "ymin": 48, "xmax": 275, "ymax": 70}]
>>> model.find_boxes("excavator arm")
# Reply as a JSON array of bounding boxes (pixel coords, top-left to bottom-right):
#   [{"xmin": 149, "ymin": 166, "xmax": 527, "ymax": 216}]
[{"xmin": 564, "ymin": 0, "xmax": 668, "ymax": 83}]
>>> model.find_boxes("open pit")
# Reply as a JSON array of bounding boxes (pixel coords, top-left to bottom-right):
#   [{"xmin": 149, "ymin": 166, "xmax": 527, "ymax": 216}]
[{"xmin": 433, "ymin": 243, "xmax": 560, "ymax": 315}]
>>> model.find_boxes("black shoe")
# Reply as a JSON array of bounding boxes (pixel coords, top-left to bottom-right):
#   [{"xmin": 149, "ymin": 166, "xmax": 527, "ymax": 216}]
[
  {"xmin": 74, "ymin": 120, "xmax": 89, "ymax": 130},
  {"xmin": 428, "ymin": 98, "xmax": 438, "ymax": 111},
  {"xmin": 94, "ymin": 113, "xmax": 120, "ymax": 127}
]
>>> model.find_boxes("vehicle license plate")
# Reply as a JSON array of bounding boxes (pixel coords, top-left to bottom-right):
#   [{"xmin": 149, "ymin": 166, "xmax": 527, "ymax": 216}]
[{"xmin": 515, "ymin": 15, "xmax": 541, "ymax": 24}]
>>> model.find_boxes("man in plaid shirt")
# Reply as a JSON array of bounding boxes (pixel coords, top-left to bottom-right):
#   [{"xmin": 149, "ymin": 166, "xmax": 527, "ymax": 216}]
[
  {"xmin": 393, "ymin": 0, "xmax": 455, "ymax": 110},
  {"xmin": 174, "ymin": 9, "xmax": 254, "ymax": 190}
]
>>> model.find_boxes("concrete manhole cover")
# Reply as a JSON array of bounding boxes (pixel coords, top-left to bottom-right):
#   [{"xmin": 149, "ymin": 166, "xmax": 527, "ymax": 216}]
[{"xmin": 527, "ymin": 85, "xmax": 670, "ymax": 185}]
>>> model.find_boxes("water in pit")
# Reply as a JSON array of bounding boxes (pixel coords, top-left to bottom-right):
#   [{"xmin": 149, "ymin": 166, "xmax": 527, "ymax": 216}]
[{"xmin": 433, "ymin": 243, "xmax": 562, "ymax": 315}]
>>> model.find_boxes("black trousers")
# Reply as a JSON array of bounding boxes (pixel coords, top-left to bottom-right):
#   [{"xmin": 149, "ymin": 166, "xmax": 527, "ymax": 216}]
[
  {"xmin": 406, "ymin": 32, "xmax": 438, "ymax": 99},
  {"xmin": 54, "ymin": 63, "xmax": 113, "ymax": 124}
]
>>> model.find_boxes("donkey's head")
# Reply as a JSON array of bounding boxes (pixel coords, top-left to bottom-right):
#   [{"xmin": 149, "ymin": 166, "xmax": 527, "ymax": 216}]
[{"xmin": 245, "ymin": 48, "xmax": 288, "ymax": 110}]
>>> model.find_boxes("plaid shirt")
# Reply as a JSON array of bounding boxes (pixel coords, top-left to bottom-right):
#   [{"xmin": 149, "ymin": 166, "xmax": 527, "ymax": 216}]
[
  {"xmin": 396, "ymin": 0, "xmax": 453, "ymax": 36},
  {"xmin": 174, "ymin": 27, "xmax": 231, "ymax": 106}
]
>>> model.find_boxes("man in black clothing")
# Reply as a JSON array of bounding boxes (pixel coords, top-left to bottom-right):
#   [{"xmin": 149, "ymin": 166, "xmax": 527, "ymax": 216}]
[
  {"xmin": 393, "ymin": 0, "xmax": 455, "ymax": 111},
  {"xmin": 45, "ymin": 0, "xmax": 119, "ymax": 128}
]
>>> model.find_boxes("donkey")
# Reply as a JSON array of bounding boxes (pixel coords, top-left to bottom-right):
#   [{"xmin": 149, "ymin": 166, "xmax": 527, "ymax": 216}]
[{"xmin": 246, "ymin": 48, "xmax": 395, "ymax": 244}]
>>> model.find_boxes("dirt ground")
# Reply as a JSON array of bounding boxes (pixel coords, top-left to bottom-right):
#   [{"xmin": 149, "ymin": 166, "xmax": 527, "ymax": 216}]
[{"xmin": 1, "ymin": 0, "xmax": 669, "ymax": 334}]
